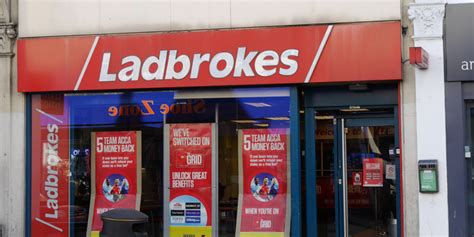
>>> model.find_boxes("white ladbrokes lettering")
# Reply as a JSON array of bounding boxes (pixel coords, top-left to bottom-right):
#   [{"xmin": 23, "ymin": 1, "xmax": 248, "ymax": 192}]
[
  {"xmin": 44, "ymin": 123, "xmax": 60, "ymax": 219},
  {"xmin": 99, "ymin": 47, "xmax": 299, "ymax": 82}
]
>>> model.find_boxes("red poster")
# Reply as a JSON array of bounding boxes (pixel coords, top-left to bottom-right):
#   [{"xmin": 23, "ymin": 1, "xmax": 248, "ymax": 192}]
[
  {"xmin": 238, "ymin": 129, "xmax": 290, "ymax": 236},
  {"xmin": 169, "ymin": 124, "xmax": 213, "ymax": 236},
  {"xmin": 31, "ymin": 95, "xmax": 70, "ymax": 237},
  {"xmin": 362, "ymin": 158, "xmax": 384, "ymax": 187},
  {"xmin": 87, "ymin": 131, "xmax": 142, "ymax": 237}
]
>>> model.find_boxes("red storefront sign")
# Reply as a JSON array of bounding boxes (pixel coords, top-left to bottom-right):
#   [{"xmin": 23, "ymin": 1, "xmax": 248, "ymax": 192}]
[
  {"xmin": 363, "ymin": 158, "xmax": 384, "ymax": 187},
  {"xmin": 18, "ymin": 22, "xmax": 401, "ymax": 92},
  {"xmin": 31, "ymin": 95, "xmax": 70, "ymax": 237},
  {"xmin": 88, "ymin": 131, "xmax": 142, "ymax": 236},
  {"xmin": 168, "ymin": 124, "xmax": 213, "ymax": 236},
  {"xmin": 238, "ymin": 129, "xmax": 290, "ymax": 236}
]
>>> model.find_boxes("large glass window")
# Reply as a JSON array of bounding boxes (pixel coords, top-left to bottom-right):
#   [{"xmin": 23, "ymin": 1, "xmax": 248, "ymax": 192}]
[{"xmin": 29, "ymin": 88, "xmax": 290, "ymax": 237}]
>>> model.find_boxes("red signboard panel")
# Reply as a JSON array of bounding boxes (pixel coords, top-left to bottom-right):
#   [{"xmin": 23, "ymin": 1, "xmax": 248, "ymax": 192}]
[
  {"xmin": 18, "ymin": 22, "xmax": 401, "ymax": 92},
  {"xmin": 363, "ymin": 158, "xmax": 384, "ymax": 187},
  {"xmin": 31, "ymin": 95, "xmax": 70, "ymax": 237},
  {"xmin": 238, "ymin": 128, "xmax": 290, "ymax": 235},
  {"xmin": 168, "ymin": 124, "xmax": 213, "ymax": 235},
  {"xmin": 88, "ymin": 131, "xmax": 141, "ymax": 235}
]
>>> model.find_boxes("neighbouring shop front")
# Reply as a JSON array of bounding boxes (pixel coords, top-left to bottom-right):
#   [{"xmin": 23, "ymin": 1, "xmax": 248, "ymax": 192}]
[
  {"xmin": 445, "ymin": 3, "xmax": 474, "ymax": 237},
  {"xmin": 18, "ymin": 21, "xmax": 402, "ymax": 237}
]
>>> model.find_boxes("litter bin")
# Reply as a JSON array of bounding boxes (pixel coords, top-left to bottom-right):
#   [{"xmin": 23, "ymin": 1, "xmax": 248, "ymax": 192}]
[
  {"xmin": 100, "ymin": 208, "xmax": 148, "ymax": 237},
  {"xmin": 387, "ymin": 218, "xmax": 397, "ymax": 237}
]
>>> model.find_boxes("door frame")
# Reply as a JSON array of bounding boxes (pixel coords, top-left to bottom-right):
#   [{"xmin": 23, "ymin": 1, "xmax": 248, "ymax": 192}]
[{"xmin": 304, "ymin": 105, "xmax": 401, "ymax": 237}]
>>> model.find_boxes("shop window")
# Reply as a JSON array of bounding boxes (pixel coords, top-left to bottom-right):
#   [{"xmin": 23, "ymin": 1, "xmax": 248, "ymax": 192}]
[{"xmin": 29, "ymin": 88, "xmax": 290, "ymax": 237}]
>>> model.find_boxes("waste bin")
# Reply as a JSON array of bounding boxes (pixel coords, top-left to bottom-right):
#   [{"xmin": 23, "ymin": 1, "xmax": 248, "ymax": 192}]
[
  {"xmin": 100, "ymin": 208, "xmax": 148, "ymax": 237},
  {"xmin": 387, "ymin": 218, "xmax": 397, "ymax": 237}
]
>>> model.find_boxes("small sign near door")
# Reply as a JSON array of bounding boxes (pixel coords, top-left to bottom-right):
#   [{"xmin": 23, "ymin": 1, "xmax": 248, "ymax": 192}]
[
  {"xmin": 362, "ymin": 158, "xmax": 384, "ymax": 187},
  {"xmin": 386, "ymin": 164, "xmax": 396, "ymax": 180},
  {"xmin": 352, "ymin": 172, "xmax": 362, "ymax": 186}
]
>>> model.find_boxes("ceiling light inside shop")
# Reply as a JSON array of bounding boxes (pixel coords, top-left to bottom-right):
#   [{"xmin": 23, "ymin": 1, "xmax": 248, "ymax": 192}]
[
  {"xmin": 244, "ymin": 102, "xmax": 272, "ymax": 107},
  {"xmin": 315, "ymin": 116, "xmax": 334, "ymax": 120},
  {"xmin": 265, "ymin": 117, "xmax": 290, "ymax": 121},
  {"xmin": 255, "ymin": 124, "xmax": 269, "ymax": 127},
  {"xmin": 232, "ymin": 120, "xmax": 258, "ymax": 123},
  {"xmin": 340, "ymin": 106, "xmax": 369, "ymax": 112}
]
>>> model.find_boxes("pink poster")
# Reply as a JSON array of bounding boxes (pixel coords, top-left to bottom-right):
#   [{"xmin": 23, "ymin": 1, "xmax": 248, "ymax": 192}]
[
  {"xmin": 237, "ymin": 128, "xmax": 290, "ymax": 236},
  {"xmin": 87, "ymin": 131, "xmax": 142, "ymax": 236},
  {"xmin": 168, "ymin": 124, "xmax": 213, "ymax": 237},
  {"xmin": 362, "ymin": 158, "xmax": 384, "ymax": 187}
]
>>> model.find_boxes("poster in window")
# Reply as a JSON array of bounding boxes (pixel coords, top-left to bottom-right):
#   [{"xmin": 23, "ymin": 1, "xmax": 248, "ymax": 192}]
[
  {"xmin": 237, "ymin": 128, "xmax": 291, "ymax": 237},
  {"xmin": 168, "ymin": 124, "xmax": 213, "ymax": 237},
  {"xmin": 362, "ymin": 158, "xmax": 384, "ymax": 187},
  {"xmin": 87, "ymin": 131, "xmax": 142, "ymax": 237}
]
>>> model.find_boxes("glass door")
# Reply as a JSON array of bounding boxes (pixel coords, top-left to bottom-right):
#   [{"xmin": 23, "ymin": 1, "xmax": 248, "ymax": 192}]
[
  {"xmin": 313, "ymin": 109, "xmax": 398, "ymax": 237},
  {"xmin": 342, "ymin": 119, "xmax": 397, "ymax": 237}
]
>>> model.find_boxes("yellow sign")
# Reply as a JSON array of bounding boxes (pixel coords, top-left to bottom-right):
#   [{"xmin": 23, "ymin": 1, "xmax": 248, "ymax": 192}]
[{"xmin": 170, "ymin": 226, "xmax": 212, "ymax": 237}]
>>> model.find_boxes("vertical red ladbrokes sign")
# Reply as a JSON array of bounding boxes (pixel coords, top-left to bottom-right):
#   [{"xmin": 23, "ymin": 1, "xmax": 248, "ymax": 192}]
[
  {"xmin": 237, "ymin": 128, "xmax": 290, "ymax": 237},
  {"xmin": 168, "ymin": 124, "xmax": 213, "ymax": 237},
  {"xmin": 87, "ymin": 131, "xmax": 142, "ymax": 237},
  {"xmin": 31, "ymin": 94, "xmax": 70, "ymax": 237}
]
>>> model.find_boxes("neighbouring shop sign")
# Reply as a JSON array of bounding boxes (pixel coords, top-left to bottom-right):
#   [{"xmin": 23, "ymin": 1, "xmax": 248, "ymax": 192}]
[
  {"xmin": 31, "ymin": 95, "xmax": 70, "ymax": 237},
  {"xmin": 446, "ymin": 3, "xmax": 474, "ymax": 81},
  {"xmin": 87, "ymin": 131, "xmax": 142, "ymax": 237},
  {"xmin": 18, "ymin": 22, "xmax": 401, "ymax": 92},
  {"xmin": 237, "ymin": 128, "xmax": 290, "ymax": 237},
  {"xmin": 168, "ymin": 124, "xmax": 213, "ymax": 237},
  {"xmin": 362, "ymin": 158, "xmax": 384, "ymax": 187}
]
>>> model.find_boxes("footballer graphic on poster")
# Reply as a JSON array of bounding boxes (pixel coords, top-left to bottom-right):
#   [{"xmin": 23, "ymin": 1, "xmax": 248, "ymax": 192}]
[
  {"xmin": 250, "ymin": 173, "xmax": 279, "ymax": 202},
  {"xmin": 102, "ymin": 174, "xmax": 129, "ymax": 203}
]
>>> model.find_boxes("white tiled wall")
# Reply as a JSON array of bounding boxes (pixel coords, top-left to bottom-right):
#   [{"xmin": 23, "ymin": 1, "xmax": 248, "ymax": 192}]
[{"xmin": 19, "ymin": 0, "xmax": 401, "ymax": 37}]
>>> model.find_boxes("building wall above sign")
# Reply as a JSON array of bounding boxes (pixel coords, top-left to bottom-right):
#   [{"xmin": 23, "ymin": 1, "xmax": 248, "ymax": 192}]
[{"xmin": 18, "ymin": 0, "xmax": 401, "ymax": 38}]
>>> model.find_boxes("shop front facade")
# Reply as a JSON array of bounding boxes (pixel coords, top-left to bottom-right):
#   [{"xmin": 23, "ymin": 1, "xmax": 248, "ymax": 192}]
[
  {"xmin": 0, "ymin": 0, "xmax": 427, "ymax": 237},
  {"xmin": 444, "ymin": 2, "xmax": 474, "ymax": 236},
  {"xmin": 18, "ymin": 21, "xmax": 404, "ymax": 237}
]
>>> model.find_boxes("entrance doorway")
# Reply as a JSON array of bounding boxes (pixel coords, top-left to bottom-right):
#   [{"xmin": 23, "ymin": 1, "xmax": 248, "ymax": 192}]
[{"xmin": 304, "ymin": 102, "xmax": 400, "ymax": 237}]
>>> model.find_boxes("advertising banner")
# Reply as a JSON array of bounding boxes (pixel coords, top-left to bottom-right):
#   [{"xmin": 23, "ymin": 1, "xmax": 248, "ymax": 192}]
[
  {"xmin": 18, "ymin": 22, "xmax": 401, "ymax": 92},
  {"xmin": 362, "ymin": 158, "xmax": 384, "ymax": 187},
  {"xmin": 168, "ymin": 124, "xmax": 214, "ymax": 237},
  {"xmin": 237, "ymin": 129, "xmax": 290, "ymax": 237},
  {"xmin": 31, "ymin": 95, "xmax": 70, "ymax": 237},
  {"xmin": 87, "ymin": 131, "xmax": 142, "ymax": 237}
]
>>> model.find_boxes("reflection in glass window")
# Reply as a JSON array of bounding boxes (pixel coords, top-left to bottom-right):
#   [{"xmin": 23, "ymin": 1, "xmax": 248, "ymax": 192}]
[{"xmin": 30, "ymin": 88, "xmax": 290, "ymax": 237}]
